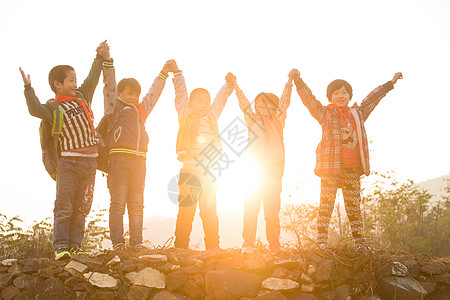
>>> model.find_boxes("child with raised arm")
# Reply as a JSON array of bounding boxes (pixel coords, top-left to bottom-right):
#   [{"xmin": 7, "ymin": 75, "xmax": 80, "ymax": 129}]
[
  {"xmin": 172, "ymin": 62, "xmax": 234, "ymax": 250},
  {"xmin": 101, "ymin": 50, "xmax": 174, "ymax": 251},
  {"xmin": 19, "ymin": 41, "xmax": 110, "ymax": 260},
  {"xmin": 292, "ymin": 70, "xmax": 403, "ymax": 253},
  {"xmin": 228, "ymin": 70, "xmax": 295, "ymax": 254}
]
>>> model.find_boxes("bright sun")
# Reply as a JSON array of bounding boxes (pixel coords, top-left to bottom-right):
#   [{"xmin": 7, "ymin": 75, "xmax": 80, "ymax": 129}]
[{"xmin": 216, "ymin": 156, "xmax": 262, "ymax": 211}]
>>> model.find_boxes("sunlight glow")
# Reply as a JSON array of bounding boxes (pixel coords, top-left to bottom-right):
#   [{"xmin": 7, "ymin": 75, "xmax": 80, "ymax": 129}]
[{"xmin": 217, "ymin": 156, "xmax": 262, "ymax": 210}]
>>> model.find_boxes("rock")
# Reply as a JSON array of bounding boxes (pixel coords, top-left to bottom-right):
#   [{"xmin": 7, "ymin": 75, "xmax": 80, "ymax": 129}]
[
  {"xmin": 72, "ymin": 282, "xmax": 86, "ymax": 291},
  {"xmin": 215, "ymin": 257, "xmax": 242, "ymax": 270},
  {"xmin": 192, "ymin": 273, "xmax": 205, "ymax": 288},
  {"xmin": 299, "ymin": 273, "xmax": 313, "ymax": 283},
  {"xmin": 306, "ymin": 264, "xmax": 316, "ymax": 277},
  {"xmin": 152, "ymin": 290, "xmax": 188, "ymax": 300},
  {"xmin": 433, "ymin": 273, "xmax": 450, "ymax": 284},
  {"xmin": 125, "ymin": 271, "xmax": 138, "ymax": 284},
  {"xmin": 320, "ymin": 291, "xmax": 336, "ymax": 300},
  {"xmin": 89, "ymin": 291, "xmax": 116, "ymax": 300},
  {"xmin": 22, "ymin": 258, "xmax": 50, "ymax": 274},
  {"xmin": 391, "ymin": 262, "xmax": 408, "ymax": 276},
  {"xmin": 377, "ymin": 276, "xmax": 428, "ymax": 299},
  {"xmin": 181, "ymin": 265, "xmax": 202, "ymax": 275},
  {"xmin": 286, "ymin": 269, "xmax": 302, "ymax": 281},
  {"xmin": 127, "ymin": 285, "xmax": 152, "ymax": 300},
  {"xmin": 13, "ymin": 274, "xmax": 34, "ymax": 289},
  {"xmin": 168, "ymin": 250, "xmax": 198, "ymax": 266},
  {"xmin": 421, "ymin": 282, "xmax": 437, "ymax": 294},
  {"xmin": 123, "ymin": 265, "xmax": 138, "ymax": 275},
  {"xmin": 64, "ymin": 260, "xmax": 88, "ymax": 274},
  {"xmin": 134, "ymin": 267, "xmax": 166, "ymax": 289},
  {"xmin": 421, "ymin": 261, "xmax": 446, "ymax": 275},
  {"xmin": 255, "ymin": 290, "xmax": 287, "ymax": 300},
  {"xmin": 360, "ymin": 295, "xmax": 383, "ymax": 300},
  {"xmin": 273, "ymin": 255, "xmax": 304, "ymax": 269},
  {"xmin": 335, "ymin": 285, "xmax": 350, "ymax": 300},
  {"xmin": 38, "ymin": 268, "xmax": 53, "ymax": 278},
  {"xmin": 313, "ymin": 259, "xmax": 333, "ymax": 282},
  {"xmin": 300, "ymin": 283, "xmax": 314, "ymax": 293},
  {"xmin": 72, "ymin": 255, "xmax": 103, "ymax": 268},
  {"xmin": 205, "ymin": 270, "xmax": 262, "ymax": 299},
  {"xmin": 7, "ymin": 262, "xmax": 23, "ymax": 275},
  {"xmin": 86, "ymin": 272, "xmax": 118, "ymax": 289},
  {"xmin": 166, "ymin": 270, "xmax": 189, "ymax": 291},
  {"xmin": 1, "ymin": 285, "xmax": 20, "ymax": 300},
  {"xmin": 194, "ymin": 259, "xmax": 205, "ymax": 269},
  {"xmin": 64, "ymin": 276, "xmax": 78, "ymax": 287},
  {"xmin": 242, "ymin": 256, "xmax": 266, "ymax": 273},
  {"xmin": 181, "ymin": 279, "xmax": 205, "ymax": 299},
  {"xmin": 262, "ymin": 277, "xmax": 300, "ymax": 291},
  {"xmin": 1, "ymin": 259, "xmax": 18, "ymax": 266},
  {"xmin": 0, "ymin": 273, "xmax": 15, "ymax": 289},
  {"xmin": 139, "ymin": 254, "xmax": 168, "ymax": 264},
  {"xmin": 288, "ymin": 291, "xmax": 319, "ymax": 300},
  {"xmin": 272, "ymin": 267, "xmax": 289, "ymax": 278}
]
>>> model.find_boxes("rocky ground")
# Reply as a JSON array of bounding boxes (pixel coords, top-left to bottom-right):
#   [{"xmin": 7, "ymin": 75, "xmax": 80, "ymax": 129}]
[{"xmin": 0, "ymin": 246, "xmax": 448, "ymax": 300}]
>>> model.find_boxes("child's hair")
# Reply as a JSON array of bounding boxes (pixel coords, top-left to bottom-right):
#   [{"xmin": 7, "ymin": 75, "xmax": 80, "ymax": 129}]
[
  {"xmin": 48, "ymin": 65, "xmax": 74, "ymax": 93},
  {"xmin": 117, "ymin": 78, "xmax": 141, "ymax": 95},
  {"xmin": 255, "ymin": 92, "xmax": 279, "ymax": 108},
  {"xmin": 326, "ymin": 79, "xmax": 353, "ymax": 101},
  {"xmin": 189, "ymin": 88, "xmax": 210, "ymax": 103}
]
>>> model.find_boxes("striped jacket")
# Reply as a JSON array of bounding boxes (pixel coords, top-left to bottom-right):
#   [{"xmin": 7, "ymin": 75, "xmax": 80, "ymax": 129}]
[
  {"xmin": 295, "ymin": 80, "xmax": 393, "ymax": 177},
  {"xmin": 24, "ymin": 56, "xmax": 103, "ymax": 152}
]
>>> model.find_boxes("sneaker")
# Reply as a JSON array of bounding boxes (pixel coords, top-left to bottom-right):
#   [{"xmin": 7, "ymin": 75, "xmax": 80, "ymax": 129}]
[
  {"xmin": 69, "ymin": 246, "xmax": 86, "ymax": 256},
  {"xmin": 55, "ymin": 247, "xmax": 71, "ymax": 260},
  {"xmin": 242, "ymin": 246, "xmax": 255, "ymax": 254},
  {"xmin": 113, "ymin": 242, "xmax": 126, "ymax": 251},
  {"xmin": 130, "ymin": 243, "xmax": 147, "ymax": 250}
]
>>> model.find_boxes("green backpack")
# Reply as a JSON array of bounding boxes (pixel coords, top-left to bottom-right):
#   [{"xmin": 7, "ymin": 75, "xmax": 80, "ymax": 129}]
[{"xmin": 39, "ymin": 100, "xmax": 64, "ymax": 181}]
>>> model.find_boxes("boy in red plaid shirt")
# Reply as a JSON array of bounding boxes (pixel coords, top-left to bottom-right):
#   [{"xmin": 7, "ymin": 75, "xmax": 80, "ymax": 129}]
[{"xmin": 292, "ymin": 70, "xmax": 402, "ymax": 253}]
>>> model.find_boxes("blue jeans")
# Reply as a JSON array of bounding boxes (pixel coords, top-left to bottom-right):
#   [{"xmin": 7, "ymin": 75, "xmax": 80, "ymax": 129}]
[
  {"xmin": 242, "ymin": 160, "xmax": 284, "ymax": 250},
  {"xmin": 54, "ymin": 156, "xmax": 96, "ymax": 249},
  {"xmin": 107, "ymin": 154, "xmax": 146, "ymax": 247}
]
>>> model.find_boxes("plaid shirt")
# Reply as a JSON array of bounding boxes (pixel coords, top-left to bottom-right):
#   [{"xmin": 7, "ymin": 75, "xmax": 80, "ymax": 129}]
[{"xmin": 296, "ymin": 81, "xmax": 393, "ymax": 177}]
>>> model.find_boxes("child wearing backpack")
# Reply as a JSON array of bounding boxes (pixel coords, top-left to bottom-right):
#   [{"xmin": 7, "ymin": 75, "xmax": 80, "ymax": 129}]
[
  {"xmin": 292, "ymin": 69, "xmax": 403, "ymax": 253},
  {"xmin": 171, "ymin": 61, "xmax": 234, "ymax": 250},
  {"xmin": 101, "ymin": 51, "xmax": 174, "ymax": 251},
  {"xmin": 227, "ymin": 70, "xmax": 295, "ymax": 254},
  {"xmin": 20, "ymin": 41, "xmax": 111, "ymax": 260}
]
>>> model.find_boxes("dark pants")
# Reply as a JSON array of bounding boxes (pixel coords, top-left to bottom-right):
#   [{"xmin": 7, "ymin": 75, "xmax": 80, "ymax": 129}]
[
  {"xmin": 174, "ymin": 166, "xmax": 220, "ymax": 250},
  {"xmin": 317, "ymin": 168, "xmax": 365, "ymax": 244},
  {"xmin": 243, "ymin": 160, "xmax": 284, "ymax": 251},
  {"xmin": 107, "ymin": 154, "xmax": 146, "ymax": 247},
  {"xmin": 53, "ymin": 156, "xmax": 96, "ymax": 249}
]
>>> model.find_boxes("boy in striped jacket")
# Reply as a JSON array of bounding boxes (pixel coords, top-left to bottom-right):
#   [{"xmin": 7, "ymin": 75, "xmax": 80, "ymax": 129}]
[
  {"xmin": 20, "ymin": 41, "xmax": 110, "ymax": 260},
  {"xmin": 292, "ymin": 69, "xmax": 402, "ymax": 253}
]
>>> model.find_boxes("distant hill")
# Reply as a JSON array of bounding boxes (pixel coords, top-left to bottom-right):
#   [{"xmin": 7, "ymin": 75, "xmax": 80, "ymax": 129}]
[{"xmin": 416, "ymin": 174, "xmax": 449, "ymax": 201}]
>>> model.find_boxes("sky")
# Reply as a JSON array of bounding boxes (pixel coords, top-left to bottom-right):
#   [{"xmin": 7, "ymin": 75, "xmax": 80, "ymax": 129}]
[{"xmin": 1, "ymin": 0, "xmax": 449, "ymax": 229}]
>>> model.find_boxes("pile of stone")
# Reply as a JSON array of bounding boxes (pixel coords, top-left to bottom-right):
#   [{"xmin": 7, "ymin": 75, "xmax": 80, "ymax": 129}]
[{"xmin": 0, "ymin": 247, "xmax": 448, "ymax": 299}]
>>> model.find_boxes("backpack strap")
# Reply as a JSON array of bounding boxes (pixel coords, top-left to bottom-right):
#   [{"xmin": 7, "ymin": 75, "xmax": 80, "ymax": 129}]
[{"xmin": 46, "ymin": 100, "xmax": 64, "ymax": 138}]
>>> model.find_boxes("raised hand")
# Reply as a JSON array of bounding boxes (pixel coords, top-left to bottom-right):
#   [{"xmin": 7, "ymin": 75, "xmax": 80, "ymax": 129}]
[
  {"xmin": 225, "ymin": 72, "xmax": 236, "ymax": 84},
  {"xmin": 289, "ymin": 68, "xmax": 300, "ymax": 79},
  {"xmin": 162, "ymin": 59, "xmax": 176, "ymax": 74},
  {"xmin": 169, "ymin": 60, "xmax": 179, "ymax": 73},
  {"xmin": 96, "ymin": 40, "xmax": 111, "ymax": 60},
  {"xmin": 19, "ymin": 67, "xmax": 31, "ymax": 86},
  {"xmin": 392, "ymin": 72, "xmax": 403, "ymax": 84}
]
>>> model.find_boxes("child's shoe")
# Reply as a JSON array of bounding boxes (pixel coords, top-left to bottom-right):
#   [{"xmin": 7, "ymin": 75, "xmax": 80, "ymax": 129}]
[
  {"xmin": 69, "ymin": 246, "xmax": 86, "ymax": 256},
  {"xmin": 113, "ymin": 242, "xmax": 126, "ymax": 252},
  {"xmin": 130, "ymin": 243, "xmax": 147, "ymax": 251},
  {"xmin": 55, "ymin": 246, "xmax": 71, "ymax": 260}
]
